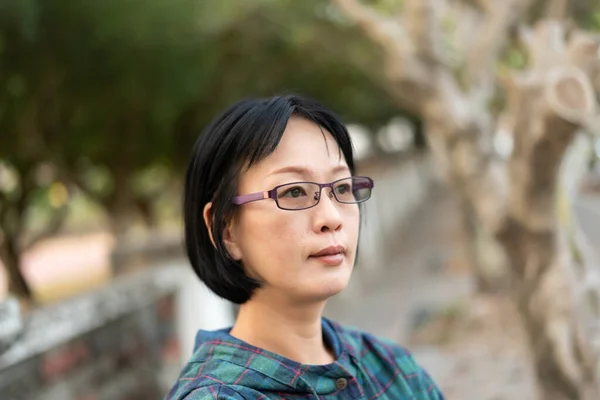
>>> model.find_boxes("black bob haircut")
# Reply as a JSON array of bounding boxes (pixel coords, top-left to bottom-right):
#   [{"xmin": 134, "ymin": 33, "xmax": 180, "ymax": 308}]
[{"xmin": 183, "ymin": 94, "xmax": 356, "ymax": 304}]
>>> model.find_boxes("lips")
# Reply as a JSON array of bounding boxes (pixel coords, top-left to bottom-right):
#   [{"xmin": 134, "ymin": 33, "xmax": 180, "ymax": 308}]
[{"xmin": 310, "ymin": 245, "xmax": 345, "ymax": 257}]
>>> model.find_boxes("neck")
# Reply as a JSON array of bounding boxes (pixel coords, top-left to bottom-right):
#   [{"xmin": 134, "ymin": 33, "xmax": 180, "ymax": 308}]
[{"xmin": 229, "ymin": 291, "xmax": 334, "ymax": 365}]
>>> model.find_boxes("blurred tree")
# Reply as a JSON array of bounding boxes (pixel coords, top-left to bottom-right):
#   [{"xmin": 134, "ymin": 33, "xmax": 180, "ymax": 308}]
[
  {"xmin": 0, "ymin": 0, "xmax": 215, "ymax": 298},
  {"xmin": 0, "ymin": 0, "xmax": 74, "ymax": 298},
  {"xmin": 0, "ymin": 0, "xmax": 401, "ymax": 299},
  {"xmin": 171, "ymin": 0, "xmax": 412, "ymax": 150},
  {"xmin": 333, "ymin": 0, "xmax": 600, "ymax": 398}
]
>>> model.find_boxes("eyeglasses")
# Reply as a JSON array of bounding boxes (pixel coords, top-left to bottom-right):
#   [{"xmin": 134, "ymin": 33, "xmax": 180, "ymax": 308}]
[{"xmin": 232, "ymin": 176, "xmax": 374, "ymax": 211}]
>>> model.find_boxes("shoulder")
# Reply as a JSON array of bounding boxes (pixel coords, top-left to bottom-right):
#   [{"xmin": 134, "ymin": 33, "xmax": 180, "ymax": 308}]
[
  {"xmin": 166, "ymin": 357, "xmax": 266, "ymax": 400},
  {"xmin": 166, "ymin": 359, "xmax": 267, "ymax": 399},
  {"xmin": 166, "ymin": 329, "xmax": 298, "ymax": 399},
  {"xmin": 328, "ymin": 318, "xmax": 413, "ymax": 361},
  {"xmin": 329, "ymin": 320, "xmax": 445, "ymax": 399}
]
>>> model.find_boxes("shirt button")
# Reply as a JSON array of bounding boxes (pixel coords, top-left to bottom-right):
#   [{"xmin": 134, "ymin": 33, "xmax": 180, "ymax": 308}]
[{"xmin": 336, "ymin": 378, "xmax": 348, "ymax": 390}]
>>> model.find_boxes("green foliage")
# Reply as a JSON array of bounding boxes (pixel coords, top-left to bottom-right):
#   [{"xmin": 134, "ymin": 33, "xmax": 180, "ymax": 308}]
[{"xmin": 0, "ymin": 0, "xmax": 399, "ymax": 242}]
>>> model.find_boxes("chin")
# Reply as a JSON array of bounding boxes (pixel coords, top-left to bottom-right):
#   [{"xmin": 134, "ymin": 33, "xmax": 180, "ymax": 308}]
[
  {"xmin": 282, "ymin": 260, "xmax": 353, "ymax": 302},
  {"xmin": 308, "ymin": 268, "xmax": 352, "ymax": 300}
]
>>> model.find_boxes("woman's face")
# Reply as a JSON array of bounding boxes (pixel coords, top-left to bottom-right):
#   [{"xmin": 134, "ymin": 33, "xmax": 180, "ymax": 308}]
[{"xmin": 226, "ymin": 117, "xmax": 360, "ymax": 303}]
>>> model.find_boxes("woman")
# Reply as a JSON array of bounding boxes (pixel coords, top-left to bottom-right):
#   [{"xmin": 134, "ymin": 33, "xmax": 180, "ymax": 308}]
[{"xmin": 167, "ymin": 95, "xmax": 444, "ymax": 399}]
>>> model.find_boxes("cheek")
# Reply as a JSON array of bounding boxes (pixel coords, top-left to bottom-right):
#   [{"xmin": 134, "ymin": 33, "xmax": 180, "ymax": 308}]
[
  {"xmin": 345, "ymin": 207, "xmax": 361, "ymax": 239},
  {"xmin": 237, "ymin": 211, "xmax": 307, "ymax": 268},
  {"xmin": 235, "ymin": 205, "xmax": 360, "ymax": 275}
]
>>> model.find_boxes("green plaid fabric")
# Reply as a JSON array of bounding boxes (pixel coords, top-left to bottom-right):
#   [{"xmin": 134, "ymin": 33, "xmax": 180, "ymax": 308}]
[{"xmin": 167, "ymin": 318, "xmax": 444, "ymax": 399}]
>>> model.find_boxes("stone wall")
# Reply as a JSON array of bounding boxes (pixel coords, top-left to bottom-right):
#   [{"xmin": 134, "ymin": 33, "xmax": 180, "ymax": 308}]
[{"xmin": 0, "ymin": 265, "xmax": 182, "ymax": 400}]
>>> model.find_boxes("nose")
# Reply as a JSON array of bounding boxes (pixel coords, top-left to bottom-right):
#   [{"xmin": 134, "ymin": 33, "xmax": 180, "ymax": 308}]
[
  {"xmin": 313, "ymin": 189, "xmax": 334, "ymax": 202},
  {"xmin": 313, "ymin": 187, "xmax": 343, "ymax": 233}
]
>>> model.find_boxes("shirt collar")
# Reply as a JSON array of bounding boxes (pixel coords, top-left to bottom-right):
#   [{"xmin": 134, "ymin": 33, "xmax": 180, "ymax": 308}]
[{"xmin": 191, "ymin": 317, "xmax": 360, "ymax": 388}]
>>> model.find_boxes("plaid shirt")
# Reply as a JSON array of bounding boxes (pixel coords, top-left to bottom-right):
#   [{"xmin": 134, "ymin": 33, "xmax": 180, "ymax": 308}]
[{"xmin": 167, "ymin": 318, "xmax": 444, "ymax": 399}]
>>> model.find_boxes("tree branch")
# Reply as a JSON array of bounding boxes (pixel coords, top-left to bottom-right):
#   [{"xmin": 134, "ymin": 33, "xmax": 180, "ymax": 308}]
[
  {"xmin": 545, "ymin": 0, "xmax": 569, "ymax": 20},
  {"xmin": 465, "ymin": 0, "xmax": 536, "ymax": 92},
  {"xmin": 503, "ymin": 51, "xmax": 598, "ymax": 233},
  {"xmin": 0, "ymin": 164, "xmax": 35, "ymax": 299},
  {"xmin": 403, "ymin": 0, "xmax": 444, "ymax": 66},
  {"xmin": 331, "ymin": 0, "xmax": 436, "ymax": 112},
  {"xmin": 445, "ymin": 2, "xmax": 485, "ymax": 65},
  {"xmin": 517, "ymin": 24, "xmax": 535, "ymax": 53},
  {"xmin": 0, "ymin": 192, "xmax": 8, "ymax": 231},
  {"xmin": 331, "ymin": 0, "xmax": 408, "ymax": 57},
  {"xmin": 566, "ymin": 31, "xmax": 600, "ymax": 77},
  {"xmin": 546, "ymin": 66, "xmax": 597, "ymax": 125},
  {"xmin": 528, "ymin": 21, "xmax": 568, "ymax": 74},
  {"xmin": 448, "ymin": 0, "xmax": 491, "ymax": 13}
]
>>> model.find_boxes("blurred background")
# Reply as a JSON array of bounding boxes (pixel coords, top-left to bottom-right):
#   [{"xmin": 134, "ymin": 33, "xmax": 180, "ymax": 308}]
[{"xmin": 1, "ymin": 0, "xmax": 600, "ymax": 399}]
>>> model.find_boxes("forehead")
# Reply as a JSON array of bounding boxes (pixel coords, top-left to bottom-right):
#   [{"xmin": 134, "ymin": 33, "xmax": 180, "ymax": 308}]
[
  {"xmin": 237, "ymin": 118, "xmax": 351, "ymax": 193},
  {"xmin": 262, "ymin": 117, "xmax": 347, "ymax": 172}
]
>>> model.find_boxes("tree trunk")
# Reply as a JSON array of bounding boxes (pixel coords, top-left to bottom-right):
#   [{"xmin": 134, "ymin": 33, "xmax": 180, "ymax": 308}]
[
  {"xmin": 457, "ymin": 197, "xmax": 508, "ymax": 293},
  {"xmin": 429, "ymin": 64, "xmax": 599, "ymax": 398},
  {"xmin": 497, "ymin": 218, "xmax": 597, "ymax": 400},
  {"xmin": 0, "ymin": 239, "xmax": 32, "ymax": 299}
]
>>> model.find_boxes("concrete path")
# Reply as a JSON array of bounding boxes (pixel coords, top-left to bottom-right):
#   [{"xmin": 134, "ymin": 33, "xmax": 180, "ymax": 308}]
[{"xmin": 324, "ymin": 187, "xmax": 473, "ymax": 344}]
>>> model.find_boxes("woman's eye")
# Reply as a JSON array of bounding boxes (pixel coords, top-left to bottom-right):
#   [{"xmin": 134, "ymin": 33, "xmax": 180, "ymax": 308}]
[
  {"xmin": 335, "ymin": 184, "xmax": 351, "ymax": 194},
  {"xmin": 281, "ymin": 187, "xmax": 307, "ymax": 198}
]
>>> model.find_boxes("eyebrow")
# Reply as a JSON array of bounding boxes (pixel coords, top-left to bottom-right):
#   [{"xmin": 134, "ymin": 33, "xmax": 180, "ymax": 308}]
[{"xmin": 268, "ymin": 165, "xmax": 350, "ymax": 177}]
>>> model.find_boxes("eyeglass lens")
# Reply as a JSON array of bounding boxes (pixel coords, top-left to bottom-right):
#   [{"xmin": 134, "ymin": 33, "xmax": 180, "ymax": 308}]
[{"xmin": 275, "ymin": 177, "xmax": 372, "ymax": 210}]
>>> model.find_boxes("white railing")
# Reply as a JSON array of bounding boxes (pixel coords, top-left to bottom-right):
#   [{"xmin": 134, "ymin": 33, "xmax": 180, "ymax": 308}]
[{"xmin": 356, "ymin": 153, "xmax": 435, "ymax": 272}]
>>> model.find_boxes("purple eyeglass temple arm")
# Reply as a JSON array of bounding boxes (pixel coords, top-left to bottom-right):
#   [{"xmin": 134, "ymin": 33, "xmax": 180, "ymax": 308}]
[{"xmin": 232, "ymin": 190, "xmax": 274, "ymax": 205}]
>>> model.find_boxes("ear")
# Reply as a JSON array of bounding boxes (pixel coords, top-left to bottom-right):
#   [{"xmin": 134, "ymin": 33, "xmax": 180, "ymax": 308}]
[
  {"xmin": 203, "ymin": 202, "xmax": 243, "ymax": 260},
  {"xmin": 202, "ymin": 202, "xmax": 217, "ymax": 248}
]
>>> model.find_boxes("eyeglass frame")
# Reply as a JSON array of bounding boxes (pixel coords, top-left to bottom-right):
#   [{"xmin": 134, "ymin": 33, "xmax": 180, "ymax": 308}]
[{"xmin": 231, "ymin": 176, "xmax": 374, "ymax": 211}]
